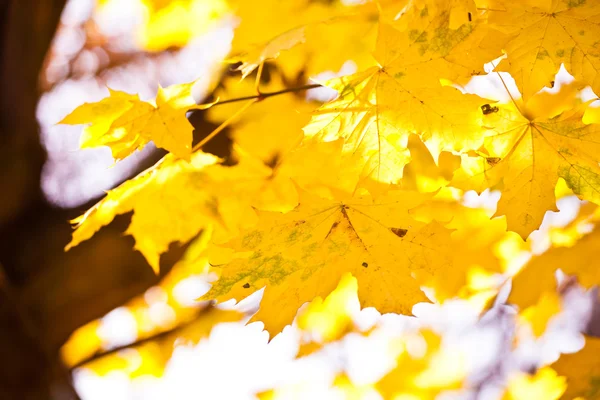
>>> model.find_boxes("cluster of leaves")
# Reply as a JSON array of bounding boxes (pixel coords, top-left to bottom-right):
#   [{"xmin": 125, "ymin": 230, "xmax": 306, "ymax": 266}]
[{"xmin": 59, "ymin": 0, "xmax": 600, "ymax": 398}]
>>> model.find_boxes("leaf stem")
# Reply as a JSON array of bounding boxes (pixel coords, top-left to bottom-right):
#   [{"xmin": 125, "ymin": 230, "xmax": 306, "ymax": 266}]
[
  {"xmin": 255, "ymin": 62, "xmax": 264, "ymax": 95},
  {"xmin": 495, "ymin": 71, "xmax": 523, "ymax": 115},
  {"xmin": 192, "ymin": 99, "xmax": 256, "ymax": 152}
]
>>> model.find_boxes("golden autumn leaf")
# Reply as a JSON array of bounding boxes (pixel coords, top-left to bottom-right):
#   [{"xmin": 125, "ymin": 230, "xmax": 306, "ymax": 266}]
[
  {"xmin": 552, "ymin": 336, "xmax": 600, "ymax": 400},
  {"xmin": 488, "ymin": 0, "xmax": 600, "ymax": 100},
  {"xmin": 202, "ymin": 189, "xmax": 452, "ymax": 336},
  {"xmin": 302, "ymin": 5, "xmax": 505, "ymax": 192},
  {"xmin": 453, "ymin": 81, "xmax": 600, "ymax": 238},
  {"xmin": 59, "ymin": 81, "xmax": 213, "ymax": 161}
]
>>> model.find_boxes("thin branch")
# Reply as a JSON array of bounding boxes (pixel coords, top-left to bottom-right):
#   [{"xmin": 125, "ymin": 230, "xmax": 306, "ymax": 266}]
[
  {"xmin": 70, "ymin": 305, "xmax": 220, "ymax": 371},
  {"xmin": 210, "ymin": 83, "xmax": 322, "ymax": 107},
  {"xmin": 190, "ymin": 82, "xmax": 322, "ymax": 151}
]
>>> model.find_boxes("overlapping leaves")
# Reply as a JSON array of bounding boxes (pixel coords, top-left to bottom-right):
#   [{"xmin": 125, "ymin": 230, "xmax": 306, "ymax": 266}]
[{"xmin": 61, "ymin": 0, "xmax": 600, "ymax": 396}]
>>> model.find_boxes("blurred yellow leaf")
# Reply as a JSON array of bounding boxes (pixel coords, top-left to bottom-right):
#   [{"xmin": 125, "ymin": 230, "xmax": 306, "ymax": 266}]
[
  {"xmin": 296, "ymin": 273, "xmax": 359, "ymax": 355},
  {"xmin": 503, "ymin": 367, "xmax": 566, "ymax": 400},
  {"xmin": 377, "ymin": 330, "xmax": 465, "ymax": 400},
  {"xmin": 519, "ymin": 292, "xmax": 562, "ymax": 337},
  {"xmin": 138, "ymin": 0, "xmax": 229, "ymax": 51},
  {"xmin": 72, "ymin": 307, "xmax": 243, "ymax": 378},
  {"xmin": 510, "ymin": 223, "xmax": 600, "ymax": 311},
  {"xmin": 552, "ymin": 336, "xmax": 600, "ymax": 400}
]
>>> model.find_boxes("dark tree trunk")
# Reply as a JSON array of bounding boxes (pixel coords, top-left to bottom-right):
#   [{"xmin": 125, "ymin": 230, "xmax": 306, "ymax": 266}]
[{"xmin": 0, "ymin": 1, "xmax": 173, "ymax": 398}]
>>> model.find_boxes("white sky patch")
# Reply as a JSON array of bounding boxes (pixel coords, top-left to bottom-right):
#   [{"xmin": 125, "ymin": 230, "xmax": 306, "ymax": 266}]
[
  {"xmin": 98, "ymin": 307, "xmax": 138, "ymax": 348},
  {"xmin": 172, "ymin": 276, "xmax": 212, "ymax": 307},
  {"xmin": 307, "ymin": 60, "xmax": 358, "ymax": 103}
]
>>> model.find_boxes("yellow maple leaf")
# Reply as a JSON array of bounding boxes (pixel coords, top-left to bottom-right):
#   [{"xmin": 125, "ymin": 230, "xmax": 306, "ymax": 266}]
[
  {"xmin": 202, "ymin": 189, "xmax": 452, "ymax": 336},
  {"xmin": 453, "ymin": 81, "xmax": 600, "ymax": 238},
  {"xmin": 552, "ymin": 336, "xmax": 600, "ymax": 400},
  {"xmin": 303, "ymin": 8, "xmax": 504, "ymax": 191},
  {"xmin": 488, "ymin": 0, "xmax": 600, "ymax": 100},
  {"xmin": 59, "ymin": 81, "xmax": 213, "ymax": 161},
  {"xmin": 503, "ymin": 367, "xmax": 566, "ymax": 400}
]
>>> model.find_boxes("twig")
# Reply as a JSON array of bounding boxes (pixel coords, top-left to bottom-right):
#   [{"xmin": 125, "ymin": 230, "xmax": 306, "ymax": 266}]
[
  {"xmin": 70, "ymin": 305, "xmax": 219, "ymax": 371},
  {"xmin": 209, "ymin": 83, "xmax": 322, "ymax": 107},
  {"xmin": 191, "ymin": 82, "xmax": 322, "ymax": 151}
]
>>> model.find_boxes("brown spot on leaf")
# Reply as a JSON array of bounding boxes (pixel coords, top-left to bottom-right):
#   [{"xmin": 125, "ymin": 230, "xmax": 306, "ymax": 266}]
[
  {"xmin": 243, "ymin": 283, "xmax": 250, "ymax": 289},
  {"xmin": 481, "ymin": 104, "xmax": 499, "ymax": 115},
  {"xmin": 486, "ymin": 157, "xmax": 501, "ymax": 166},
  {"xmin": 390, "ymin": 228, "xmax": 408, "ymax": 238},
  {"xmin": 362, "ymin": 262, "xmax": 368, "ymax": 268},
  {"xmin": 468, "ymin": 12, "xmax": 472, "ymax": 22},
  {"xmin": 264, "ymin": 153, "xmax": 281, "ymax": 169}
]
